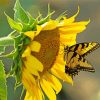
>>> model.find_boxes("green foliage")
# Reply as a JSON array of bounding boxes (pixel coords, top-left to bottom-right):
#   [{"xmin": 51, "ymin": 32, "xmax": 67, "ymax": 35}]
[
  {"xmin": 5, "ymin": 0, "xmax": 56, "ymax": 33},
  {"xmin": 13, "ymin": 0, "xmax": 37, "ymax": 32},
  {"xmin": 0, "ymin": 61, "xmax": 7, "ymax": 100},
  {"xmin": 5, "ymin": 13, "xmax": 23, "ymax": 32},
  {"xmin": 0, "ymin": 46, "xmax": 5, "ymax": 55},
  {"xmin": 0, "ymin": 0, "xmax": 57, "ymax": 99},
  {"xmin": 14, "ymin": 0, "xmax": 29, "ymax": 24},
  {"xmin": 56, "ymin": 10, "xmax": 67, "ymax": 21},
  {"xmin": 0, "ymin": 37, "xmax": 14, "ymax": 46},
  {"xmin": 38, "ymin": 5, "xmax": 55, "ymax": 25}
]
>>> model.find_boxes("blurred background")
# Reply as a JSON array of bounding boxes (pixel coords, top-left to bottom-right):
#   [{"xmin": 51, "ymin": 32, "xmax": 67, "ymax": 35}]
[{"xmin": 0, "ymin": 0, "xmax": 100, "ymax": 100}]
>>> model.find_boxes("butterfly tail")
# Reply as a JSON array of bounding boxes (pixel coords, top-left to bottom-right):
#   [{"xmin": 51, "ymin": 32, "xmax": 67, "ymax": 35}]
[{"xmin": 77, "ymin": 66, "xmax": 95, "ymax": 73}]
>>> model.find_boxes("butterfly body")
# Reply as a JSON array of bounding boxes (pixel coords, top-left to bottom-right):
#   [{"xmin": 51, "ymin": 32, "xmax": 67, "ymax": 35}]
[{"xmin": 64, "ymin": 42, "xmax": 100, "ymax": 77}]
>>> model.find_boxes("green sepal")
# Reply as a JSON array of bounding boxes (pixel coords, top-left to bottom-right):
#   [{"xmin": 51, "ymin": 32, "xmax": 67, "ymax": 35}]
[
  {"xmin": 0, "ymin": 60, "xmax": 7, "ymax": 100},
  {"xmin": 38, "ymin": 4, "xmax": 55, "ymax": 25},
  {"xmin": 0, "ymin": 37, "xmax": 14, "ymax": 46},
  {"xmin": 5, "ymin": 13, "xmax": 23, "ymax": 32},
  {"xmin": 21, "ymin": 13, "xmax": 36, "ymax": 32},
  {"xmin": 56, "ymin": 10, "xmax": 67, "ymax": 21},
  {"xmin": 38, "ymin": 11, "xmax": 55, "ymax": 25},
  {"xmin": 23, "ymin": 37, "xmax": 31, "ymax": 45},
  {"xmin": 14, "ymin": 0, "xmax": 29, "ymax": 24},
  {"xmin": 27, "ymin": 12, "xmax": 36, "ymax": 25},
  {"xmin": 10, "ymin": 57, "xmax": 22, "ymax": 88},
  {"xmin": 14, "ymin": 82, "xmax": 22, "ymax": 91},
  {"xmin": 21, "ymin": 23, "xmax": 32, "ymax": 32},
  {"xmin": 0, "ymin": 49, "xmax": 18, "ymax": 58},
  {"xmin": 20, "ymin": 86, "xmax": 25, "ymax": 100},
  {"xmin": 22, "ymin": 16, "xmax": 38, "ymax": 32},
  {"xmin": 8, "ymin": 30, "xmax": 17, "ymax": 37},
  {"xmin": 0, "ymin": 46, "xmax": 5, "ymax": 55},
  {"xmin": 14, "ymin": 34, "xmax": 24, "ymax": 48},
  {"xmin": 15, "ymin": 59, "xmax": 22, "ymax": 85}
]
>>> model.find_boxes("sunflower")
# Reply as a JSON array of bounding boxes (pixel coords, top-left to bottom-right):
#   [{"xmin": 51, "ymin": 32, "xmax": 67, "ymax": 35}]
[{"xmin": 21, "ymin": 7, "xmax": 90, "ymax": 100}]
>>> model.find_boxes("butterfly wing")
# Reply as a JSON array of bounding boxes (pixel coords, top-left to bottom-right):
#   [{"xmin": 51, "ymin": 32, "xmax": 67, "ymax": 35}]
[
  {"xmin": 65, "ymin": 51, "xmax": 95, "ymax": 77},
  {"xmin": 77, "ymin": 57, "xmax": 95, "ymax": 72},
  {"xmin": 68, "ymin": 42, "xmax": 100, "ymax": 56}
]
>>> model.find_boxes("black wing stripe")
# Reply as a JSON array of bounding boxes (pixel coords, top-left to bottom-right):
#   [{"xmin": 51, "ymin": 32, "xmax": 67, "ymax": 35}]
[
  {"xmin": 86, "ymin": 43, "xmax": 89, "ymax": 47},
  {"xmin": 70, "ymin": 43, "xmax": 79, "ymax": 51},
  {"xmin": 64, "ymin": 42, "xmax": 99, "ymax": 78},
  {"xmin": 68, "ymin": 42, "xmax": 100, "ymax": 56},
  {"xmin": 82, "ymin": 43, "xmax": 85, "ymax": 49},
  {"xmin": 77, "ymin": 66, "xmax": 95, "ymax": 72},
  {"xmin": 82, "ymin": 42, "xmax": 100, "ymax": 57}
]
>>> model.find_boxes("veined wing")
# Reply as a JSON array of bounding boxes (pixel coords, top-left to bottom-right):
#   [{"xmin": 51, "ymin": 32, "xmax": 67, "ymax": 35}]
[
  {"xmin": 67, "ymin": 42, "xmax": 100, "ymax": 56},
  {"xmin": 65, "ymin": 51, "xmax": 95, "ymax": 77}
]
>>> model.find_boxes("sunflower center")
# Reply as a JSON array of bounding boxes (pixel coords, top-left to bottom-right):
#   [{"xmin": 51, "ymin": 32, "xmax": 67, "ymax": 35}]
[{"xmin": 31, "ymin": 28, "xmax": 60, "ymax": 75}]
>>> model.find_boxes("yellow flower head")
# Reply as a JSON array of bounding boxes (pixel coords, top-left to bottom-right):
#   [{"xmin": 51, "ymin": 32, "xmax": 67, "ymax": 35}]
[{"xmin": 21, "ymin": 7, "xmax": 90, "ymax": 100}]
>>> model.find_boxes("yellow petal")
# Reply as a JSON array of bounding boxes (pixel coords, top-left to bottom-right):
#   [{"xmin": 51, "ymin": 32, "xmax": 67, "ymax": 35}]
[
  {"xmin": 58, "ymin": 6, "xmax": 79, "ymax": 26},
  {"xmin": 24, "ymin": 31, "xmax": 35, "ymax": 40},
  {"xmin": 22, "ymin": 69, "xmax": 43, "ymax": 99},
  {"xmin": 45, "ymin": 72, "xmax": 62, "ymax": 94},
  {"xmin": 22, "ymin": 75, "xmax": 35, "ymax": 96},
  {"xmin": 24, "ymin": 91, "xmax": 33, "ymax": 100},
  {"xmin": 56, "ymin": 56, "xmax": 66, "ymax": 65},
  {"xmin": 60, "ymin": 34, "xmax": 77, "ymax": 46},
  {"xmin": 37, "ymin": 86, "xmax": 44, "ymax": 100},
  {"xmin": 23, "ymin": 60, "xmax": 40, "ymax": 77},
  {"xmin": 30, "ymin": 41, "xmax": 41, "ymax": 52},
  {"xmin": 22, "ymin": 68, "xmax": 36, "ymax": 85},
  {"xmin": 59, "ymin": 26, "xmax": 86, "ymax": 34},
  {"xmin": 22, "ymin": 46, "xmax": 31, "ymax": 57},
  {"xmin": 59, "ymin": 44, "xmax": 64, "ymax": 54},
  {"xmin": 58, "ymin": 20, "xmax": 90, "ymax": 35},
  {"xmin": 63, "ymin": 20, "xmax": 90, "ymax": 27},
  {"xmin": 25, "ymin": 55, "xmax": 43, "ymax": 72},
  {"xmin": 40, "ymin": 79, "xmax": 56, "ymax": 100},
  {"xmin": 42, "ymin": 20, "xmax": 58, "ymax": 30},
  {"xmin": 51, "ymin": 67, "xmax": 73, "ymax": 85},
  {"xmin": 53, "ymin": 63, "xmax": 65, "ymax": 72},
  {"xmin": 24, "ymin": 83, "xmax": 43, "ymax": 100},
  {"xmin": 24, "ymin": 55, "xmax": 43, "ymax": 77},
  {"xmin": 22, "ymin": 78, "xmax": 33, "ymax": 96},
  {"xmin": 22, "ymin": 68, "xmax": 36, "ymax": 96},
  {"xmin": 33, "ymin": 84, "xmax": 44, "ymax": 100},
  {"xmin": 35, "ymin": 25, "xmax": 42, "ymax": 36}
]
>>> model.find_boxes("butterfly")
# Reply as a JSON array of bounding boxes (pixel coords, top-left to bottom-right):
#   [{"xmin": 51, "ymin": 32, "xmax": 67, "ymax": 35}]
[{"xmin": 64, "ymin": 42, "xmax": 100, "ymax": 77}]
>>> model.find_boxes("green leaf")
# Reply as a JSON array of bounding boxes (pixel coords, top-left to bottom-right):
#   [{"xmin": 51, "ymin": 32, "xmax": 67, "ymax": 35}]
[
  {"xmin": 27, "ymin": 12, "xmax": 36, "ymax": 25},
  {"xmin": 0, "ymin": 46, "xmax": 5, "ymax": 55},
  {"xmin": 5, "ymin": 13, "xmax": 23, "ymax": 32},
  {"xmin": 8, "ymin": 30, "xmax": 17, "ymax": 37},
  {"xmin": 38, "ymin": 4, "xmax": 55, "ymax": 25},
  {"xmin": 38, "ymin": 11, "xmax": 55, "ymax": 25},
  {"xmin": 0, "ymin": 60, "xmax": 7, "ymax": 100},
  {"xmin": 0, "ymin": 37, "xmax": 14, "ymax": 46},
  {"xmin": 0, "ymin": 49, "xmax": 17, "ymax": 58},
  {"xmin": 56, "ymin": 10, "xmax": 67, "ymax": 21},
  {"xmin": 23, "ymin": 37, "xmax": 31, "ymax": 45},
  {"xmin": 14, "ymin": 0, "xmax": 29, "ymax": 24}
]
